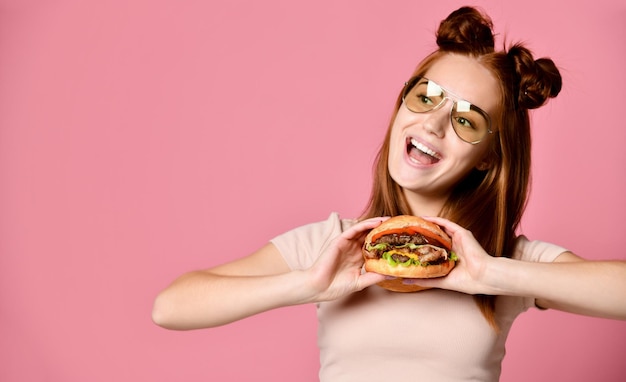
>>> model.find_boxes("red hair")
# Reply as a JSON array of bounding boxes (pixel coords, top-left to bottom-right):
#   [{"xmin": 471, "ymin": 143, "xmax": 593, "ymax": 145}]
[{"xmin": 361, "ymin": 6, "xmax": 562, "ymax": 329}]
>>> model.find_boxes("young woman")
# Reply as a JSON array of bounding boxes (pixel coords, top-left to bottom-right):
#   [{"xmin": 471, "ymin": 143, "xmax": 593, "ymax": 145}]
[{"xmin": 152, "ymin": 6, "xmax": 626, "ymax": 381}]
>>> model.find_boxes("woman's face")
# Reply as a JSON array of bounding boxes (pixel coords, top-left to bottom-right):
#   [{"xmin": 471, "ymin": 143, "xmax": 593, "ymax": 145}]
[{"xmin": 388, "ymin": 54, "xmax": 500, "ymax": 205}]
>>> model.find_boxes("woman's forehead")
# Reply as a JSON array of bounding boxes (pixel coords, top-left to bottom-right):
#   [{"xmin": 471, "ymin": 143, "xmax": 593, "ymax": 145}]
[{"xmin": 422, "ymin": 54, "xmax": 500, "ymax": 113}]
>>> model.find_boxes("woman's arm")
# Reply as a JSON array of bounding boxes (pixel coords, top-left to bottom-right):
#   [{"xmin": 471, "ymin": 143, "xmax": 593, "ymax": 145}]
[
  {"xmin": 405, "ymin": 217, "xmax": 626, "ymax": 320},
  {"xmin": 152, "ymin": 243, "xmax": 305, "ymax": 330},
  {"xmin": 496, "ymin": 252, "xmax": 626, "ymax": 320},
  {"xmin": 152, "ymin": 218, "xmax": 388, "ymax": 330}
]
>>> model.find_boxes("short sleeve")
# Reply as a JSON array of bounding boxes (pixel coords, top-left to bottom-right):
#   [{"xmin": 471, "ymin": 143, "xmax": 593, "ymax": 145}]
[
  {"xmin": 270, "ymin": 212, "xmax": 348, "ymax": 271},
  {"xmin": 513, "ymin": 235, "xmax": 569, "ymax": 309}
]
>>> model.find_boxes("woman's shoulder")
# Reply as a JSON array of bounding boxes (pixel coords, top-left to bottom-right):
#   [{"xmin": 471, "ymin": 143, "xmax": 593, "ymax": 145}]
[
  {"xmin": 269, "ymin": 212, "xmax": 357, "ymax": 269},
  {"xmin": 512, "ymin": 235, "xmax": 569, "ymax": 263},
  {"xmin": 272, "ymin": 212, "xmax": 356, "ymax": 241}
]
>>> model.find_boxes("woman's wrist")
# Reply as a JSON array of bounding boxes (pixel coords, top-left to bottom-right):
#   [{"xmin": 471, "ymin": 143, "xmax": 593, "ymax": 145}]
[{"xmin": 479, "ymin": 256, "xmax": 524, "ymax": 296}]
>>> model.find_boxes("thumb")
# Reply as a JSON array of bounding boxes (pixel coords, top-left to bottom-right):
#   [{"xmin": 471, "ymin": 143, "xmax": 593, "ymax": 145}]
[{"xmin": 356, "ymin": 272, "xmax": 387, "ymax": 290}]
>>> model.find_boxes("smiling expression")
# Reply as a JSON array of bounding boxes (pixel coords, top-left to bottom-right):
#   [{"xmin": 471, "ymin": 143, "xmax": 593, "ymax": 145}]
[{"xmin": 388, "ymin": 53, "xmax": 501, "ymax": 208}]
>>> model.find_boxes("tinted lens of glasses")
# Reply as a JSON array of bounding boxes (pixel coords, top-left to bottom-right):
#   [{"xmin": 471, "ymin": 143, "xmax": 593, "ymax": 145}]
[{"xmin": 402, "ymin": 77, "xmax": 491, "ymax": 144}]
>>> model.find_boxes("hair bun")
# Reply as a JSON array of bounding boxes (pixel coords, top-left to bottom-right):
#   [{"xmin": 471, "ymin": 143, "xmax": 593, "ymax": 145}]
[
  {"xmin": 507, "ymin": 45, "xmax": 562, "ymax": 109},
  {"xmin": 436, "ymin": 6, "xmax": 495, "ymax": 54}
]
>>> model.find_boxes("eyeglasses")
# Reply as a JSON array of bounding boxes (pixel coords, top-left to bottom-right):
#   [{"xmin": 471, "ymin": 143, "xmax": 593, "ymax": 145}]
[{"xmin": 402, "ymin": 76, "xmax": 493, "ymax": 144}]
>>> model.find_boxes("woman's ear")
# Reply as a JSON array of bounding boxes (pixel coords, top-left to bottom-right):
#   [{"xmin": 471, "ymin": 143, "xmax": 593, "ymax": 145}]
[
  {"xmin": 476, "ymin": 144, "xmax": 497, "ymax": 171},
  {"xmin": 476, "ymin": 160, "xmax": 491, "ymax": 171},
  {"xmin": 475, "ymin": 155, "xmax": 493, "ymax": 171}
]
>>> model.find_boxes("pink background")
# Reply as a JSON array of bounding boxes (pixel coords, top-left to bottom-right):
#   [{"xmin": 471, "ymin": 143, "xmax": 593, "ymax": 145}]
[{"xmin": 1, "ymin": 0, "xmax": 625, "ymax": 381}]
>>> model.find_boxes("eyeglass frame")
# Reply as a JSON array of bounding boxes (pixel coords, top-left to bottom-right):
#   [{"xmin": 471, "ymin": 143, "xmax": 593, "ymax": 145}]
[{"xmin": 401, "ymin": 76, "xmax": 493, "ymax": 144}]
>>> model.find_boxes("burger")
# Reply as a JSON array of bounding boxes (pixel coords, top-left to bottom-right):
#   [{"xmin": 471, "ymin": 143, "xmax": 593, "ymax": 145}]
[{"xmin": 362, "ymin": 215, "xmax": 457, "ymax": 292}]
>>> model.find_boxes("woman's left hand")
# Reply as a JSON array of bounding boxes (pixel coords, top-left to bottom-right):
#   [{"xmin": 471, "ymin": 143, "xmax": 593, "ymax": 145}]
[
  {"xmin": 403, "ymin": 217, "xmax": 626, "ymax": 320},
  {"xmin": 402, "ymin": 216, "xmax": 497, "ymax": 295}
]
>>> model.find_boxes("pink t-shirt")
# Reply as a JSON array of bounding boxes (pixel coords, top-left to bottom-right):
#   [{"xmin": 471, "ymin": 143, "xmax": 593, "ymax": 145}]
[{"xmin": 271, "ymin": 212, "xmax": 568, "ymax": 382}]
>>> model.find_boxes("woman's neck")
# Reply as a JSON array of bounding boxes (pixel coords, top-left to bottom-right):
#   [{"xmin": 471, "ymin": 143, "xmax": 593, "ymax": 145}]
[{"xmin": 402, "ymin": 188, "xmax": 449, "ymax": 217}]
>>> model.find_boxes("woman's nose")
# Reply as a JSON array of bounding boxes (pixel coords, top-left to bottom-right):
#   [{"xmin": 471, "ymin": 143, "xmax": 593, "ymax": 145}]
[{"xmin": 422, "ymin": 101, "xmax": 451, "ymax": 138}]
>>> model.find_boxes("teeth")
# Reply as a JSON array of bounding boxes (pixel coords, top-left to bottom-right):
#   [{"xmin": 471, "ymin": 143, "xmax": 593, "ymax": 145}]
[{"xmin": 410, "ymin": 138, "xmax": 440, "ymax": 158}]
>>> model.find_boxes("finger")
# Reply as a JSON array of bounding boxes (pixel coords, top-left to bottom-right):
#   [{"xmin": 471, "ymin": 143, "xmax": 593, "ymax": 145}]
[
  {"xmin": 342, "ymin": 217, "xmax": 389, "ymax": 240},
  {"xmin": 402, "ymin": 277, "xmax": 443, "ymax": 289},
  {"xmin": 421, "ymin": 216, "xmax": 462, "ymax": 235},
  {"xmin": 356, "ymin": 272, "xmax": 387, "ymax": 290}
]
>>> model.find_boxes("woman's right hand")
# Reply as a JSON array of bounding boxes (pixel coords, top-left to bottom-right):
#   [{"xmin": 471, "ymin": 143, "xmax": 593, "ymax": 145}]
[
  {"xmin": 304, "ymin": 217, "xmax": 388, "ymax": 303},
  {"xmin": 152, "ymin": 217, "xmax": 388, "ymax": 330}
]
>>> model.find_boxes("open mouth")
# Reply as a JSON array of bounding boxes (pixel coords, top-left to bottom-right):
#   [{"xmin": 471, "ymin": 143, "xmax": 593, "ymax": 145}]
[{"xmin": 406, "ymin": 137, "xmax": 441, "ymax": 165}]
